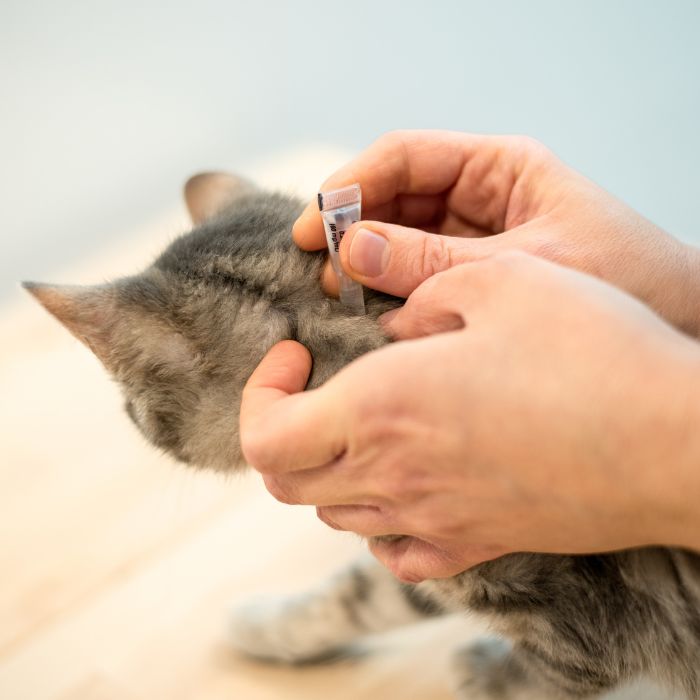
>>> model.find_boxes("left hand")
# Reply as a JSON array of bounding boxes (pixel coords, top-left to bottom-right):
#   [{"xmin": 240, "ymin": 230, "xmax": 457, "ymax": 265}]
[{"xmin": 239, "ymin": 252, "xmax": 700, "ymax": 583}]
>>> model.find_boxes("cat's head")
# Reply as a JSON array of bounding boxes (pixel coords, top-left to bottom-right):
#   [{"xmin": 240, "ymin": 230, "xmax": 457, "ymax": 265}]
[{"xmin": 24, "ymin": 173, "xmax": 316, "ymax": 471}]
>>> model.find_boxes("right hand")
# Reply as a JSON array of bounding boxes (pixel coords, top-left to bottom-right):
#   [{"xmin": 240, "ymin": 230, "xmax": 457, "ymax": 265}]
[
  {"xmin": 294, "ymin": 130, "xmax": 700, "ymax": 337},
  {"xmin": 241, "ymin": 252, "xmax": 700, "ymax": 581}
]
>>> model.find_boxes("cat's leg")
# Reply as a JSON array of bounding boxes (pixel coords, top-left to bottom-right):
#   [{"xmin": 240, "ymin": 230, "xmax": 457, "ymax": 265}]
[
  {"xmin": 451, "ymin": 637, "xmax": 616, "ymax": 700},
  {"xmin": 228, "ymin": 554, "xmax": 444, "ymax": 663}
]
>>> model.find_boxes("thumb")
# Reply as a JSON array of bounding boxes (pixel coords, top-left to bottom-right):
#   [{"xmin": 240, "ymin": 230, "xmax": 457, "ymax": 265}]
[{"xmin": 339, "ymin": 221, "xmax": 501, "ymax": 298}]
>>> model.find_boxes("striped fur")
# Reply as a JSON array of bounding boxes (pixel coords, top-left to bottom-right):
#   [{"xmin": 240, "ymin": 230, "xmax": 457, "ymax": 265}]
[{"xmin": 30, "ymin": 182, "xmax": 700, "ymax": 699}]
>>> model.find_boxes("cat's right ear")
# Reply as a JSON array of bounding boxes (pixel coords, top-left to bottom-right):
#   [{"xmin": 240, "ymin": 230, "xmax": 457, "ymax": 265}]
[
  {"xmin": 22, "ymin": 282, "xmax": 119, "ymax": 369},
  {"xmin": 184, "ymin": 172, "xmax": 256, "ymax": 224}
]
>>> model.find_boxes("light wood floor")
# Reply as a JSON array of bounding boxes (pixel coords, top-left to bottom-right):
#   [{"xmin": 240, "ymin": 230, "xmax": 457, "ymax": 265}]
[{"xmin": 0, "ymin": 152, "xmax": 672, "ymax": 699}]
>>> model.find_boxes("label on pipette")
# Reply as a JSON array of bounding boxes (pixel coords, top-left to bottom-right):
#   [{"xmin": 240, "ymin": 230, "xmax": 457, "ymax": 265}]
[{"xmin": 318, "ymin": 183, "xmax": 366, "ymax": 315}]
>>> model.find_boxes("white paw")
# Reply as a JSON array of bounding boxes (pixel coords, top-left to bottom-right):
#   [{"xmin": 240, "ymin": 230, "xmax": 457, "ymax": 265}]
[
  {"xmin": 228, "ymin": 594, "xmax": 348, "ymax": 664},
  {"xmin": 228, "ymin": 597, "xmax": 298, "ymax": 662}
]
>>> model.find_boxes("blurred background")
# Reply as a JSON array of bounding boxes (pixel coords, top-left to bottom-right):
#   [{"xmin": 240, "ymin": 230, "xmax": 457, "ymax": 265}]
[
  {"xmin": 2, "ymin": 0, "xmax": 699, "ymax": 303},
  {"xmin": 1, "ymin": 3, "xmax": 698, "ymax": 698}
]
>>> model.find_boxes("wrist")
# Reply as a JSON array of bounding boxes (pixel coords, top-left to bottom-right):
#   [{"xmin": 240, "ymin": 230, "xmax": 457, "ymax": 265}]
[
  {"xmin": 616, "ymin": 215, "xmax": 700, "ymax": 339},
  {"xmin": 650, "ymin": 237, "xmax": 700, "ymax": 339},
  {"xmin": 634, "ymin": 335, "xmax": 700, "ymax": 551},
  {"xmin": 676, "ymin": 242, "xmax": 700, "ymax": 339}
]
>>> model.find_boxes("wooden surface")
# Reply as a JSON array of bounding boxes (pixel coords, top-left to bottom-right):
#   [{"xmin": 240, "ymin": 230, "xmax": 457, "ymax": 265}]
[{"xmin": 0, "ymin": 152, "xmax": 673, "ymax": 700}]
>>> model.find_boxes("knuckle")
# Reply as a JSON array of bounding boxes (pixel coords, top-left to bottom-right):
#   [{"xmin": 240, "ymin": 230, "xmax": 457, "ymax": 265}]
[
  {"xmin": 408, "ymin": 267, "xmax": 447, "ymax": 305},
  {"xmin": 367, "ymin": 537, "xmax": 424, "ymax": 583},
  {"xmin": 239, "ymin": 425, "xmax": 267, "ymax": 471},
  {"xmin": 510, "ymin": 134, "xmax": 551, "ymax": 160},
  {"xmin": 375, "ymin": 129, "xmax": 409, "ymax": 150},
  {"xmin": 316, "ymin": 507, "xmax": 344, "ymax": 531},
  {"xmin": 399, "ymin": 267, "xmax": 468, "ymax": 335},
  {"xmin": 356, "ymin": 436, "xmax": 424, "ymax": 502},
  {"xmin": 517, "ymin": 134, "xmax": 543, "ymax": 151},
  {"xmin": 389, "ymin": 557, "xmax": 424, "ymax": 584},
  {"xmin": 374, "ymin": 467, "xmax": 406, "ymax": 502},
  {"xmin": 263, "ymin": 475, "xmax": 300, "ymax": 505},
  {"xmin": 396, "ymin": 570, "xmax": 424, "ymax": 585},
  {"xmin": 431, "ymin": 262, "xmax": 473, "ymax": 298},
  {"xmin": 418, "ymin": 234, "xmax": 453, "ymax": 280},
  {"xmin": 373, "ymin": 131, "xmax": 413, "ymax": 184},
  {"xmin": 355, "ymin": 381, "xmax": 402, "ymax": 426},
  {"xmin": 378, "ymin": 462, "xmax": 425, "ymax": 503},
  {"xmin": 364, "ymin": 410, "xmax": 413, "ymax": 459}
]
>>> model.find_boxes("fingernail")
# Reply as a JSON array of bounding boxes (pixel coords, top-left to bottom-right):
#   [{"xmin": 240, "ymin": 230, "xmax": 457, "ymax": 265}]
[{"xmin": 348, "ymin": 228, "xmax": 389, "ymax": 277}]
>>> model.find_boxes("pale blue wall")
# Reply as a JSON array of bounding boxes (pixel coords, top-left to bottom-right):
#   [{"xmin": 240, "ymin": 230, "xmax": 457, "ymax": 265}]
[{"xmin": 1, "ymin": 0, "xmax": 698, "ymax": 300}]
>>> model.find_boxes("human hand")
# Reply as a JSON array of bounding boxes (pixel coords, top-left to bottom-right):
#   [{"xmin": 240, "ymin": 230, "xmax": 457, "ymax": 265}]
[
  {"xmin": 240, "ymin": 252, "xmax": 700, "ymax": 582},
  {"xmin": 295, "ymin": 130, "xmax": 700, "ymax": 337}
]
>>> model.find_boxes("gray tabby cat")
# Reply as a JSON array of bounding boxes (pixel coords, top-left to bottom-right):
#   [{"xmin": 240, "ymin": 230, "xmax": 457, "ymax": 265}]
[{"xmin": 25, "ymin": 173, "xmax": 700, "ymax": 699}]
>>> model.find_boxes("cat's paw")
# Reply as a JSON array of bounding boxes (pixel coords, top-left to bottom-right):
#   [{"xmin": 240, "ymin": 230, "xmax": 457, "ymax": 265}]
[
  {"xmin": 227, "ymin": 594, "xmax": 352, "ymax": 664},
  {"xmin": 451, "ymin": 637, "xmax": 537, "ymax": 700}
]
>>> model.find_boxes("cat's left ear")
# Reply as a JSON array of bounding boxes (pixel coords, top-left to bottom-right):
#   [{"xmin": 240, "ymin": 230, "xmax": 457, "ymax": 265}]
[
  {"xmin": 184, "ymin": 172, "xmax": 256, "ymax": 224},
  {"xmin": 22, "ymin": 282, "xmax": 119, "ymax": 369}
]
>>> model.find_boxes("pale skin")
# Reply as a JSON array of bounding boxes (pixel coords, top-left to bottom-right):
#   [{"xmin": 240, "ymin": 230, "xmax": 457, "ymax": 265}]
[{"xmin": 239, "ymin": 130, "xmax": 700, "ymax": 583}]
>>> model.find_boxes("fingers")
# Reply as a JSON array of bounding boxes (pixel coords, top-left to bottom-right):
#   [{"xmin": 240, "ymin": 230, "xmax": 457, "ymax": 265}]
[
  {"xmin": 293, "ymin": 130, "xmax": 559, "ymax": 251},
  {"xmin": 239, "ymin": 340, "xmax": 346, "ymax": 473},
  {"xmin": 319, "ymin": 215, "xmax": 553, "ymax": 297},
  {"xmin": 293, "ymin": 130, "xmax": 470, "ymax": 251},
  {"xmin": 316, "ymin": 505, "xmax": 404, "ymax": 537},
  {"xmin": 261, "ymin": 462, "xmax": 372, "ymax": 508},
  {"xmin": 379, "ymin": 266, "xmax": 473, "ymax": 340},
  {"xmin": 367, "ymin": 536, "xmax": 481, "ymax": 583},
  {"xmin": 338, "ymin": 220, "xmax": 503, "ymax": 298},
  {"xmin": 321, "ymin": 261, "xmax": 339, "ymax": 297},
  {"xmin": 319, "ymin": 220, "xmax": 478, "ymax": 297},
  {"xmin": 381, "ymin": 250, "xmax": 538, "ymax": 340},
  {"xmin": 243, "ymin": 340, "xmax": 312, "ymax": 401}
]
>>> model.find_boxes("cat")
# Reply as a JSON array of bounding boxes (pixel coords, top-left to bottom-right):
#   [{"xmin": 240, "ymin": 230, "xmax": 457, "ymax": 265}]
[{"xmin": 25, "ymin": 172, "xmax": 700, "ymax": 700}]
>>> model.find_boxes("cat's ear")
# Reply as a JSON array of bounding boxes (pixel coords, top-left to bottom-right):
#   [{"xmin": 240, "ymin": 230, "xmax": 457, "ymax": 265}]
[
  {"xmin": 22, "ymin": 282, "xmax": 118, "ymax": 368},
  {"xmin": 184, "ymin": 172, "xmax": 256, "ymax": 224}
]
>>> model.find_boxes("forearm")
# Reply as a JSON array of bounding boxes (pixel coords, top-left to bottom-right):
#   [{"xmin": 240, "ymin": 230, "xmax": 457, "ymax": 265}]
[
  {"xmin": 551, "ymin": 177, "xmax": 700, "ymax": 340},
  {"xmin": 612, "ymin": 222, "xmax": 700, "ymax": 340}
]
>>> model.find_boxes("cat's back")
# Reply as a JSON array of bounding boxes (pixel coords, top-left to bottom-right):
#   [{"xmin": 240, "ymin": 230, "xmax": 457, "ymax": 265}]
[{"xmin": 153, "ymin": 192, "xmax": 316, "ymax": 296}]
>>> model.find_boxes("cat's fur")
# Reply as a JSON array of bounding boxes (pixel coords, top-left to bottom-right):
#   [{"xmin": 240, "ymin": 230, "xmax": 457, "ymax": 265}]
[{"xmin": 26, "ymin": 173, "xmax": 700, "ymax": 699}]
